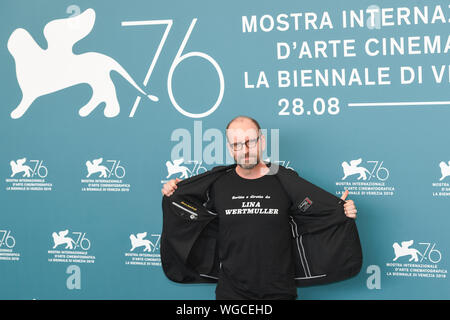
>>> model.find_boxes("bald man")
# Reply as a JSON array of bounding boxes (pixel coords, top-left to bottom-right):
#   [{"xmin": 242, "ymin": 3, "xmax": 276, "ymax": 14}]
[{"xmin": 162, "ymin": 116, "xmax": 357, "ymax": 300}]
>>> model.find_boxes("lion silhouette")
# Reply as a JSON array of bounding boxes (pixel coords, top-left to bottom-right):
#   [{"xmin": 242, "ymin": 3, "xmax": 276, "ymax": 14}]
[
  {"xmin": 165, "ymin": 158, "xmax": 191, "ymax": 179},
  {"xmin": 85, "ymin": 157, "xmax": 110, "ymax": 178},
  {"xmin": 7, "ymin": 8, "xmax": 158, "ymax": 119},
  {"xmin": 129, "ymin": 232, "xmax": 152, "ymax": 252},
  {"xmin": 438, "ymin": 161, "xmax": 450, "ymax": 181},
  {"xmin": 392, "ymin": 240, "xmax": 421, "ymax": 262},
  {"xmin": 52, "ymin": 230, "xmax": 75, "ymax": 249},
  {"xmin": 10, "ymin": 158, "xmax": 33, "ymax": 177},
  {"xmin": 341, "ymin": 158, "xmax": 371, "ymax": 180}
]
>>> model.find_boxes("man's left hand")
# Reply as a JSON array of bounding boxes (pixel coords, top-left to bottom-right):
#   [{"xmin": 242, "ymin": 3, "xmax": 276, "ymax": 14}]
[{"xmin": 340, "ymin": 189, "xmax": 357, "ymax": 219}]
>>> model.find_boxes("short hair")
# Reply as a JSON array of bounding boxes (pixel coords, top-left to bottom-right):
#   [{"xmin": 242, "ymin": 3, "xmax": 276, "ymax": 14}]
[
  {"xmin": 225, "ymin": 116, "xmax": 261, "ymax": 141},
  {"xmin": 225, "ymin": 116, "xmax": 261, "ymax": 131}
]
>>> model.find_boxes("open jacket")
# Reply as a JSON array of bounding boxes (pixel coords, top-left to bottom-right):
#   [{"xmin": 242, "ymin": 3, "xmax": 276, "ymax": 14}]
[{"xmin": 160, "ymin": 162, "xmax": 362, "ymax": 287}]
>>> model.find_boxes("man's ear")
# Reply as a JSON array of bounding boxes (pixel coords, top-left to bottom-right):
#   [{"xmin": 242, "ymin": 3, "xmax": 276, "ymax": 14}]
[{"xmin": 226, "ymin": 142, "xmax": 234, "ymax": 158}]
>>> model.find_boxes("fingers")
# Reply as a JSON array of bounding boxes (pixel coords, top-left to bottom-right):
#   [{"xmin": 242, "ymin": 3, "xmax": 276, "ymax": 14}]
[
  {"xmin": 340, "ymin": 189, "xmax": 357, "ymax": 219},
  {"xmin": 161, "ymin": 178, "xmax": 182, "ymax": 197},
  {"xmin": 161, "ymin": 184, "xmax": 175, "ymax": 196},
  {"xmin": 343, "ymin": 200, "xmax": 357, "ymax": 219},
  {"xmin": 345, "ymin": 212, "xmax": 357, "ymax": 219},
  {"xmin": 340, "ymin": 189, "xmax": 349, "ymax": 201}
]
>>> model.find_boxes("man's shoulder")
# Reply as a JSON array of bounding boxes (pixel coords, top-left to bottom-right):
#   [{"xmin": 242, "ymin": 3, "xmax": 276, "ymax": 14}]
[
  {"xmin": 210, "ymin": 164, "xmax": 235, "ymax": 184},
  {"xmin": 268, "ymin": 162, "xmax": 299, "ymax": 177}
]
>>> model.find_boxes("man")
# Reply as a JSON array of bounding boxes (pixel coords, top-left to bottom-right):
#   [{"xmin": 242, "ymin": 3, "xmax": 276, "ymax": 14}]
[{"xmin": 161, "ymin": 115, "xmax": 357, "ymax": 299}]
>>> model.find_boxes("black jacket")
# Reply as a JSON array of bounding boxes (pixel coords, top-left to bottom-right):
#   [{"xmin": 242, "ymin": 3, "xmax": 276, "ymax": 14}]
[{"xmin": 160, "ymin": 162, "xmax": 362, "ymax": 287}]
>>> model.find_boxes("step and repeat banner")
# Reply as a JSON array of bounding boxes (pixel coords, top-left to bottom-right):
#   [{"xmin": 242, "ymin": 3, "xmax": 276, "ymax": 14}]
[{"xmin": 1, "ymin": 0, "xmax": 449, "ymax": 299}]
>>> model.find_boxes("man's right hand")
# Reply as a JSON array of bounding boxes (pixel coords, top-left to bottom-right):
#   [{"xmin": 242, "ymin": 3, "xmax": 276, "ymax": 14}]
[{"xmin": 161, "ymin": 178, "xmax": 182, "ymax": 197}]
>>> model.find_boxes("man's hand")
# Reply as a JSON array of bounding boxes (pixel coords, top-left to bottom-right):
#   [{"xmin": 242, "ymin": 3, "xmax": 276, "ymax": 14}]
[
  {"xmin": 162, "ymin": 178, "xmax": 182, "ymax": 197},
  {"xmin": 341, "ymin": 189, "xmax": 357, "ymax": 219}
]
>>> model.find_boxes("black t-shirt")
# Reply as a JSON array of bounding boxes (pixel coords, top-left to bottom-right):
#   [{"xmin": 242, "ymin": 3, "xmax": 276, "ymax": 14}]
[{"xmin": 207, "ymin": 167, "xmax": 297, "ymax": 300}]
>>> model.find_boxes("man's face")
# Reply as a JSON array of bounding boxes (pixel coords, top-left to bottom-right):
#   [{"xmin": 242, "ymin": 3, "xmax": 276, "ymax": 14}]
[{"xmin": 226, "ymin": 122, "xmax": 265, "ymax": 169}]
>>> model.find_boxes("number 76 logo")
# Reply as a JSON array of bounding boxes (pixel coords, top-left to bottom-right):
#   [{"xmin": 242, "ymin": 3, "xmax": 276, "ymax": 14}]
[{"xmin": 122, "ymin": 17, "xmax": 225, "ymax": 118}]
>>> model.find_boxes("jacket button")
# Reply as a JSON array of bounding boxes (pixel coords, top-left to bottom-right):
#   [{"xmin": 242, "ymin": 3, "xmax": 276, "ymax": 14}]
[{"xmin": 190, "ymin": 214, "xmax": 197, "ymax": 220}]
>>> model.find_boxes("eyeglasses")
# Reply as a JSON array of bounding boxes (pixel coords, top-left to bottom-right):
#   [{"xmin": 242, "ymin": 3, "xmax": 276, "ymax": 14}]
[{"xmin": 228, "ymin": 136, "xmax": 260, "ymax": 151}]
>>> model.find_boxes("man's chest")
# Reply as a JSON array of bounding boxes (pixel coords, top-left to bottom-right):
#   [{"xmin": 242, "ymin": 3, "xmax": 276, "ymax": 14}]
[{"xmin": 212, "ymin": 177, "xmax": 292, "ymax": 227}]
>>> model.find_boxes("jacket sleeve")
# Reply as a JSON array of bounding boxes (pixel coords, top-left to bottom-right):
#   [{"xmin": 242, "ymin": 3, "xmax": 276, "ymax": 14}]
[{"xmin": 288, "ymin": 170, "xmax": 350, "ymax": 235}]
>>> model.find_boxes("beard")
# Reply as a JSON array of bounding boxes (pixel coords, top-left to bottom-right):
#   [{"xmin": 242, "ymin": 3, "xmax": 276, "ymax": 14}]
[{"xmin": 235, "ymin": 152, "xmax": 259, "ymax": 169}]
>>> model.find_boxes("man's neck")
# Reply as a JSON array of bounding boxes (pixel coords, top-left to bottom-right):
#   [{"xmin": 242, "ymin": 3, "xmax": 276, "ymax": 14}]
[{"xmin": 235, "ymin": 160, "xmax": 270, "ymax": 179}]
